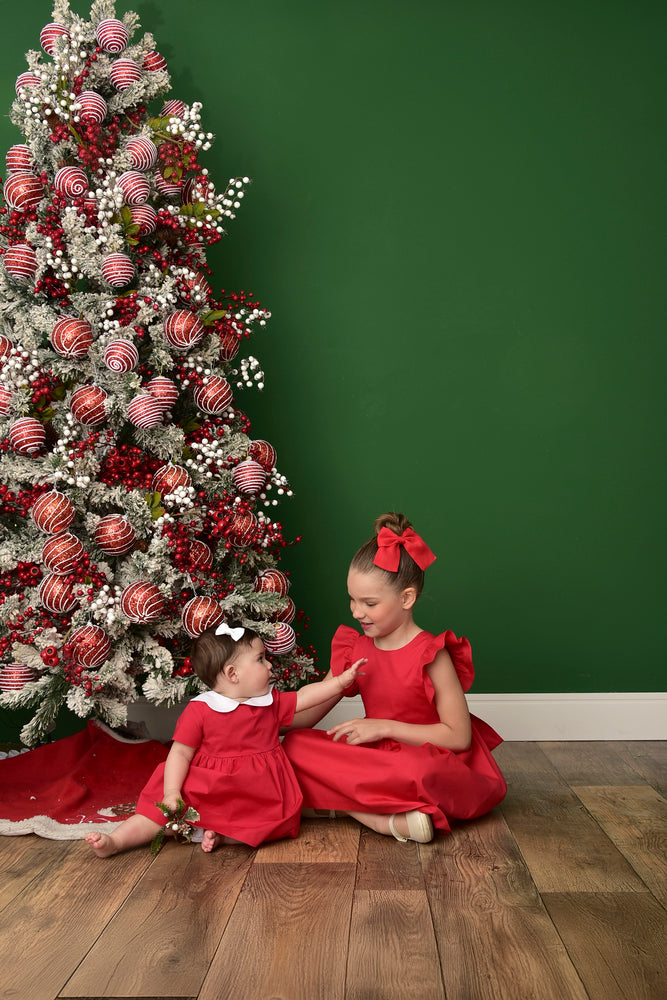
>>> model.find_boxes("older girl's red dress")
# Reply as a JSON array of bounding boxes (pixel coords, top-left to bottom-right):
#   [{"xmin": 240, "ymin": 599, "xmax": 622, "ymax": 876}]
[{"xmin": 282, "ymin": 626, "xmax": 506, "ymax": 833}]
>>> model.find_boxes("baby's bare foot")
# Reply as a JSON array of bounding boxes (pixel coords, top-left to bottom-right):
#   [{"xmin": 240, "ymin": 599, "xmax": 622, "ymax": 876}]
[
  {"xmin": 201, "ymin": 829, "xmax": 221, "ymax": 853},
  {"xmin": 84, "ymin": 830, "xmax": 118, "ymax": 858}
]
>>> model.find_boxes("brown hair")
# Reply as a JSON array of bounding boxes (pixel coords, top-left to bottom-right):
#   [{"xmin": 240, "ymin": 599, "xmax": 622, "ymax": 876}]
[
  {"xmin": 350, "ymin": 512, "xmax": 426, "ymax": 597},
  {"xmin": 190, "ymin": 623, "xmax": 261, "ymax": 689}
]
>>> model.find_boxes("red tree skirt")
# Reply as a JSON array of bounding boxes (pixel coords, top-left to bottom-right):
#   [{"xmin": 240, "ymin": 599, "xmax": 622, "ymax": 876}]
[{"xmin": 0, "ymin": 720, "xmax": 169, "ymax": 839}]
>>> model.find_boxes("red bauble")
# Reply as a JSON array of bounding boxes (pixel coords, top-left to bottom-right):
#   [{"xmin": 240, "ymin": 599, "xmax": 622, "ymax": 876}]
[
  {"xmin": 4, "ymin": 243, "xmax": 38, "ymax": 283},
  {"xmin": 120, "ymin": 581, "xmax": 165, "ymax": 622},
  {"xmin": 227, "ymin": 510, "xmax": 258, "ymax": 546},
  {"xmin": 181, "ymin": 596, "xmax": 224, "ymax": 638},
  {"xmin": 54, "ymin": 166, "xmax": 87, "ymax": 199},
  {"xmin": 143, "ymin": 51, "xmax": 167, "ymax": 72},
  {"xmin": 146, "ymin": 376, "xmax": 178, "ymax": 411},
  {"xmin": 194, "ymin": 376, "xmax": 233, "ymax": 415},
  {"xmin": 15, "ymin": 72, "xmax": 40, "ymax": 95},
  {"xmin": 109, "ymin": 57, "xmax": 142, "ymax": 91},
  {"xmin": 70, "ymin": 384, "xmax": 107, "ymax": 426},
  {"xmin": 0, "ymin": 386, "xmax": 12, "ymax": 415},
  {"xmin": 32, "ymin": 491, "xmax": 76, "ymax": 534},
  {"xmin": 39, "ymin": 573, "xmax": 77, "ymax": 613},
  {"xmin": 218, "ymin": 331, "xmax": 241, "ymax": 361},
  {"xmin": 117, "ymin": 170, "xmax": 149, "ymax": 206},
  {"xmin": 50, "ymin": 315, "xmax": 93, "ymax": 358},
  {"xmin": 9, "ymin": 417, "xmax": 45, "ymax": 456},
  {"xmin": 94, "ymin": 514, "xmax": 135, "ymax": 555},
  {"xmin": 6, "ymin": 144, "xmax": 33, "ymax": 173},
  {"xmin": 101, "ymin": 253, "xmax": 134, "ymax": 287},
  {"xmin": 254, "ymin": 569, "xmax": 290, "ymax": 597},
  {"xmin": 0, "ymin": 335, "xmax": 12, "ymax": 361},
  {"xmin": 189, "ymin": 540, "xmax": 213, "ymax": 572},
  {"xmin": 4, "ymin": 172, "xmax": 44, "ymax": 211},
  {"xmin": 154, "ymin": 171, "xmax": 182, "ymax": 198},
  {"xmin": 177, "ymin": 270, "xmax": 212, "ymax": 304},
  {"xmin": 68, "ymin": 624, "xmax": 111, "ymax": 668},
  {"xmin": 276, "ymin": 597, "xmax": 296, "ymax": 625},
  {"xmin": 130, "ymin": 204, "xmax": 157, "ymax": 234},
  {"xmin": 264, "ymin": 622, "xmax": 296, "ymax": 655},
  {"xmin": 126, "ymin": 136, "xmax": 157, "ymax": 170},
  {"xmin": 40, "ymin": 22, "xmax": 70, "ymax": 54},
  {"xmin": 161, "ymin": 99, "xmax": 186, "ymax": 118},
  {"xmin": 249, "ymin": 439, "xmax": 277, "ymax": 471},
  {"xmin": 76, "ymin": 91, "xmax": 107, "ymax": 124},
  {"xmin": 127, "ymin": 393, "xmax": 163, "ymax": 429},
  {"xmin": 0, "ymin": 664, "xmax": 37, "ymax": 692},
  {"xmin": 96, "ymin": 18, "xmax": 129, "ymax": 52},
  {"xmin": 233, "ymin": 459, "xmax": 267, "ymax": 495},
  {"xmin": 163, "ymin": 310, "xmax": 205, "ymax": 350},
  {"xmin": 152, "ymin": 464, "xmax": 192, "ymax": 495},
  {"xmin": 104, "ymin": 339, "xmax": 139, "ymax": 372},
  {"xmin": 42, "ymin": 531, "xmax": 84, "ymax": 575}
]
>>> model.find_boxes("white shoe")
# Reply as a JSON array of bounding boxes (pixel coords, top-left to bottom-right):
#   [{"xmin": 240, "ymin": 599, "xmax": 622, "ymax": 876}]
[{"xmin": 388, "ymin": 810, "xmax": 434, "ymax": 843}]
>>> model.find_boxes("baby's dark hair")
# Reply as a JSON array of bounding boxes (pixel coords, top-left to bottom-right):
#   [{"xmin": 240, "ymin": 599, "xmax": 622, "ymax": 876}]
[
  {"xmin": 350, "ymin": 512, "xmax": 426, "ymax": 597},
  {"xmin": 190, "ymin": 623, "xmax": 261, "ymax": 689}
]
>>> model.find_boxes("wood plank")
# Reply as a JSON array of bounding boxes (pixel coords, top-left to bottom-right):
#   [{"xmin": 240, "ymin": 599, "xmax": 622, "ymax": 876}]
[
  {"xmin": 571, "ymin": 784, "xmax": 667, "ymax": 906},
  {"xmin": 346, "ymin": 890, "xmax": 444, "ymax": 1000},
  {"xmin": 0, "ymin": 841, "xmax": 153, "ymax": 1000},
  {"xmin": 614, "ymin": 741, "xmax": 667, "ymax": 796},
  {"xmin": 496, "ymin": 741, "xmax": 646, "ymax": 892},
  {"xmin": 543, "ymin": 892, "xmax": 667, "ymax": 1000},
  {"xmin": 199, "ymin": 863, "xmax": 355, "ymax": 1000},
  {"xmin": 62, "ymin": 841, "xmax": 254, "ymax": 998},
  {"xmin": 421, "ymin": 811, "xmax": 589, "ymax": 1000},
  {"xmin": 355, "ymin": 826, "xmax": 425, "ymax": 890},
  {"xmin": 253, "ymin": 816, "xmax": 360, "ymax": 863},
  {"xmin": 539, "ymin": 741, "xmax": 648, "ymax": 786},
  {"xmin": 0, "ymin": 833, "xmax": 70, "ymax": 911}
]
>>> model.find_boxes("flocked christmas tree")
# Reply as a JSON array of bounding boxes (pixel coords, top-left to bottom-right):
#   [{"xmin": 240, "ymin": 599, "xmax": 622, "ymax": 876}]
[{"xmin": 0, "ymin": 1, "xmax": 317, "ymax": 746}]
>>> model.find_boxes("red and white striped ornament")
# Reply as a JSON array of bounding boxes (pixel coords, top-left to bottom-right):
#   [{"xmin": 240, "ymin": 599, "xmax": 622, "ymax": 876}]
[
  {"xmin": 94, "ymin": 514, "xmax": 135, "ymax": 555},
  {"xmin": 96, "ymin": 18, "xmax": 129, "ymax": 52},
  {"xmin": 218, "ymin": 330, "xmax": 241, "ymax": 361},
  {"xmin": 143, "ymin": 51, "xmax": 167, "ymax": 72},
  {"xmin": 15, "ymin": 72, "xmax": 40, "ymax": 95},
  {"xmin": 6, "ymin": 144, "xmax": 33, "ymax": 173},
  {"xmin": 39, "ymin": 574, "xmax": 77, "ymax": 614},
  {"xmin": 76, "ymin": 91, "xmax": 107, "ymax": 124},
  {"xmin": 104, "ymin": 339, "xmax": 139, "ymax": 372},
  {"xmin": 163, "ymin": 310, "xmax": 205, "ymax": 350},
  {"xmin": 126, "ymin": 136, "xmax": 158, "ymax": 170},
  {"xmin": 194, "ymin": 376, "xmax": 233, "ymax": 414},
  {"xmin": 42, "ymin": 531, "xmax": 84, "ymax": 575},
  {"xmin": 9, "ymin": 417, "xmax": 45, "ymax": 456},
  {"xmin": 232, "ymin": 459, "xmax": 267, "ymax": 495},
  {"xmin": 120, "ymin": 581, "xmax": 165, "ymax": 622},
  {"xmin": 0, "ymin": 386, "xmax": 12, "ymax": 415},
  {"xmin": 254, "ymin": 569, "xmax": 290, "ymax": 597},
  {"xmin": 32, "ymin": 491, "xmax": 75, "ymax": 534},
  {"xmin": 70, "ymin": 384, "xmax": 108, "ymax": 426},
  {"xmin": 0, "ymin": 664, "xmax": 37, "ymax": 692},
  {"xmin": 181, "ymin": 176, "xmax": 208, "ymax": 205},
  {"xmin": 161, "ymin": 99, "xmax": 186, "ymax": 118},
  {"xmin": 276, "ymin": 597, "xmax": 296, "ymax": 624},
  {"xmin": 4, "ymin": 243, "xmax": 37, "ymax": 283},
  {"xmin": 177, "ymin": 270, "xmax": 212, "ymax": 304},
  {"xmin": 189, "ymin": 540, "xmax": 213, "ymax": 572},
  {"xmin": 68, "ymin": 624, "xmax": 111, "ymax": 668},
  {"xmin": 40, "ymin": 22, "xmax": 70, "ymax": 54},
  {"xmin": 227, "ymin": 510, "xmax": 258, "ymax": 546},
  {"xmin": 54, "ymin": 166, "xmax": 88, "ymax": 199},
  {"xmin": 249, "ymin": 439, "xmax": 277, "ymax": 471},
  {"xmin": 146, "ymin": 376, "xmax": 178, "ymax": 411},
  {"xmin": 154, "ymin": 171, "xmax": 182, "ymax": 198},
  {"xmin": 0, "ymin": 335, "xmax": 12, "ymax": 361},
  {"xmin": 181, "ymin": 596, "xmax": 225, "ymax": 637},
  {"xmin": 127, "ymin": 393, "xmax": 163, "ymax": 429},
  {"xmin": 4, "ymin": 172, "xmax": 44, "ymax": 211},
  {"xmin": 101, "ymin": 253, "xmax": 134, "ymax": 287},
  {"xmin": 264, "ymin": 622, "xmax": 296, "ymax": 655},
  {"xmin": 117, "ymin": 170, "xmax": 149, "ymax": 206},
  {"xmin": 152, "ymin": 464, "xmax": 192, "ymax": 495},
  {"xmin": 109, "ymin": 57, "xmax": 141, "ymax": 91},
  {"xmin": 130, "ymin": 204, "xmax": 157, "ymax": 234},
  {"xmin": 50, "ymin": 315, "xmax": 93, "ymax": 358}
]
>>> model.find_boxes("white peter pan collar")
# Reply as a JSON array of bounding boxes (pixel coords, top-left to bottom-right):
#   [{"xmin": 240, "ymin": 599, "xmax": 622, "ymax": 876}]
[{"xmin": 191, "ymin": 687, "xmax": 275, "ymax": 713}]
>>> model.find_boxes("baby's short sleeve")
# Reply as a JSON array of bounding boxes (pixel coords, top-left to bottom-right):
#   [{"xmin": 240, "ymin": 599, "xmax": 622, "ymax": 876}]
[
  {"xmin": 330, "ymin": 624, "xmax": 362, "ymax": 695},
  {"xmin": 273, "ymin": 689, "xmax": 298, "ymax": 727},
  {"xmin": 172, "ymin": 702, "xmax": 205, "ymax": 748}
]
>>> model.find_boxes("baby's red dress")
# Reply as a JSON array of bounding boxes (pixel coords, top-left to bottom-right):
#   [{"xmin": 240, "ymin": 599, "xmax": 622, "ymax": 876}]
[
  {"xmin": 136, "ymin": 688, "xmax": 302, "ymax": 846},
  {"xmin": 282, "ymin": 626, "xmax": 506, "ymax": 833}
]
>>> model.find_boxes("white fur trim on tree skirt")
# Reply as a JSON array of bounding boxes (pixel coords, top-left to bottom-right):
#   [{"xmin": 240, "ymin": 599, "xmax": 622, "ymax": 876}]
[{"xmin": 0, "ymin": 815, "xmax": 126, "ymax": 839}]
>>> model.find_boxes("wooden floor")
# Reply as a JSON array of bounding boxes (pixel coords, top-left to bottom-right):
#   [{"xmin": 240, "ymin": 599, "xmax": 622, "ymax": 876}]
[{"xmin": 1, "ymin": 740, "xmax": 665, "ymax": 1000}]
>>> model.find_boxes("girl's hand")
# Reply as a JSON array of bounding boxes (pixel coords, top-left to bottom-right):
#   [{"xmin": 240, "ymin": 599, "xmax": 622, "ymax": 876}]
[
  {"xmin": 161, "ymin": 790, "xmax": 182, "ymax": 814},
  {"xmin": 336, "ymin": 657, "xmax": 367, "ymax": 691},
  {"xmin": 327, "ymin": 717, "xmax": 387, "ymax": 744}
]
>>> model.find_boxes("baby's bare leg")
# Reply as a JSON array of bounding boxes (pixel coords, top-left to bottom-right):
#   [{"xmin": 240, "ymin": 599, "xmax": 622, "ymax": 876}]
[{"xmin": 85, "ymin": 814, "xmax": 162, "ymax": 858}]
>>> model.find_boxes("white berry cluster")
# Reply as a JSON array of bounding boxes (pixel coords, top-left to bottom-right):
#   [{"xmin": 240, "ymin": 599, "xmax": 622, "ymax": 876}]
[
  {"xmin": 163, "ymin": 101, "xmax": 213, "ymax": 151},
  {"xmin": 234, "ymin": 355, "xmax": 264, "ymax": 390},
  {"xmin": 90, "ymin": 584, "xmax": 123, "ymax": 626},
  {"xmin": 0, "ymin": 347, "xmax": 41, "ymax": 392},
  {"xmin": 260, "ymin": 472, "xmax": 293, "ymax": 507},
  {"xmin": 178, "ymin": 354, "xmax": 213, "ymax": 389},
  {"xmin": 162, "ymin": 483, "xmax": 196, "ymax": 510},
  {"xmin": 184, "ymin": 436, "xmax": 227, "ymax": 478},
  {"xmin": 18, "ymin": 74, "xmax": 73, "ymax": 129},
  {"xmin": 44, "ymin": 232, "xmax": 80, "ymax": 290}
]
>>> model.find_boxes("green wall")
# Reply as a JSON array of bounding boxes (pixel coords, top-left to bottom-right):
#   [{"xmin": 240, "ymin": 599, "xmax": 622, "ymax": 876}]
[{"xmin": 1, "ymin": 0, "xmax": 664, "ymax": 739}]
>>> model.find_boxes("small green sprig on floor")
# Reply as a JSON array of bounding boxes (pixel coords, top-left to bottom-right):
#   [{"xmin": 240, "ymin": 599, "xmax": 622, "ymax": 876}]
[{"xmin": 150, "ymin": 798, "xmax": 200, "ymax": 856}]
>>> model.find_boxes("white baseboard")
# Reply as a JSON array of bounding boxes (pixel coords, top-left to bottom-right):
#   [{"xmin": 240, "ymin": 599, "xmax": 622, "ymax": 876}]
[{"xmin": 318, "ymin": 693, "xmax": 667, "ymax": 741}]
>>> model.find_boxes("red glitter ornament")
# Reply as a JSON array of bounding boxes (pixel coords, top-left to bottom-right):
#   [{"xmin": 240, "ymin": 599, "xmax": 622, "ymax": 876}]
[
  {"xmin": 40, "ymin": 22, "xmax": 70, "ymax": 55},
  {"xmin": 0, "ymin": 664, "xmax": 37, "ymax": 692},
  {"xmin": 181, "ymin": 596, "xmax": 224, "ymax": 638},
  {"xmin": 15, "ymin": 72, "xmax": 40, "ymax": 95},
  {"xmin": 146, "ymin": 376, "xmax": 178, "ymax": 411},
  {"xmin": 94, "ymin": 514, "xmax": 135, "ymax": 555},
  {"xmin": 276, "ymin": 597, "xmax": 296, "ymax": 624},
  {"xmin": 39, "ymin": 574, "xmax": 78, "ymax": 613},
  {"xmin": 6, "ymin": 144, "xmax": 33, "ymax": 173},
  {"xmin": 163, "ymin": 310, "xmax": 205, "ymax": 350},
  {"xmin": 42, "ymin": 531, "xmax": 84, "ymax": 575},
  {"xmin": 68, "ymin": 624, "xmax": 111, "ymax": 668},
  {"xmin": 4, "ymin": 172, "xmax": 44, "ymax": 211},
  {"xmin": 9, "ymin": 417, "xmax": 45, "ymax": 456},
  {"xmin": 96, "ymin": 18, "xmax": 129, "ymax": 52},
  {"xmin": 161, "ymin": 99, "xmax": 186, "ymax": 118},
  {"xmin": 152, "ymin": 464, "xmax": 192, "ymax": 495},
  {"xmin": 254, "ymin": 569, "xmax": 290, "ymax": 597},
  {"xmin": 76, "ymin": 91, "xmax": 107, "ymax": 124},
  {"xmin": 120, "ymin": 581, "xmax": 165, "ymax": 622},
  {"xmin": 70, "ymin": 384, "xmax": 108, "ymax": 426},
  {"xmin": 177, "ymin": 270, "xmax": 212, "ymax": 304},
  {"xmin": 0, "ymin": 386, "xmax": 12, "ymax": 415},
  {"xmin": 54, "ymin": 166, "xmax": 88, "ymax": 199},
  {"xmin": 130, "ymin": 204, "xmax": 157, "ymax": 234},
  {"xmin": 126, "ymin": 136, "xmax": 158, "ymax": 169},
  {"xmin": 227, "ymin": 510, "xmax": 258, "ymax": 546},
  {"xmin": 143, "ymin": 51, "xmax": 167, "ymax": 72},
  {"xmin": 101, "ymin": 253, "xmax": 134, "ymax": 287},
  {"xmin": 117, "ymin": 170, "xmax": 149, "ymax": 206},
  {"xmin": 127, "ymin": 393, "xmax": 163, "ymax": 429},
  {"xmin": 249, "ymin": 439, "xmax": 277, "ymax": 471},
  {"xmin": 32, "ymin": 491, "xmax": 76, "ymax": 534},
  {"xmin": 264, "ymin": 622, "xmax": 296, "ymax": 655},
  {"xmin": 109, "ymin": 57, "xmax": 142, "ymax": 91},
  {"xmin": 50, "ymin": 315, "xmax": 93, "ymax": 358},
  {"xmin": 218, "ymin": 331, "xmax": 241, "ymax": 361},
  {"xmin": 3, "ymin": 243, "xmax": 37, "ymax": 283},
  {"xmin": 154, "ymin": 171, "xmax": 182, "ymax": 198},
  {"xmin": 104, "ymin": 339, "xmax": 139, "ymax": 372},
  {"xmin": 189, "ymin": 540, "xmax": 213, "ymax": 571},
  {"xmin": 194, "ymin": 376, "xmax": 233, "ymax": 415},
  {"xmin": 233, "ymin": 459, "xmax": 267, "ymax": 495}
]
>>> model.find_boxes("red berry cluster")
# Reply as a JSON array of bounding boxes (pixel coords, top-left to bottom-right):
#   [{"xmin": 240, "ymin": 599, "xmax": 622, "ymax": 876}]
[
  {"xmin": 99, "ymin": 445, "xmax": 162, "ymax": 490},
  {"xmin": 0, "ymin": 482, "xmax": 49, "ymax": 518}
]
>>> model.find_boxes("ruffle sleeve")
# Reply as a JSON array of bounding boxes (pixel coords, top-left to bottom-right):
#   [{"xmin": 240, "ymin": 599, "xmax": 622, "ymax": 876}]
[
  {"xmin": 330, "ymin": 624, "xmax": 362, "ymax": 696},
  {"xmin": 420, "ymin": 630, "xmax": 475, "ymax": 693}
]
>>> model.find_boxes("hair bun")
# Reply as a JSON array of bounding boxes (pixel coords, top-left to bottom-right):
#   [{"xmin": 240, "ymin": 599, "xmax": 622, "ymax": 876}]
[{"xmin": 374, "ymin": 512, "xmax": 412, "ymax": 537}]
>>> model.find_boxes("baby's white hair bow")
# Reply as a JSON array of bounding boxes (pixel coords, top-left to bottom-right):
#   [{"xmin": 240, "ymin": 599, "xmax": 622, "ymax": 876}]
[{"xmin": 215, "ymin": 622, "xmax": 245, "ymax": 641}]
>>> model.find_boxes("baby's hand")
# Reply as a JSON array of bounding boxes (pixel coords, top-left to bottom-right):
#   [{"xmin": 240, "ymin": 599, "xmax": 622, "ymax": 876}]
[{"xmin": 337, "ymin": 657, "xmax": 367, "ymax": 690}]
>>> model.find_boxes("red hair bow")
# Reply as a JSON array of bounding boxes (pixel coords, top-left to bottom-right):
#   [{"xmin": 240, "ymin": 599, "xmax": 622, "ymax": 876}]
[{"xmin": 373, "ymin": 526, "xmax": 436, "ymax": 573}]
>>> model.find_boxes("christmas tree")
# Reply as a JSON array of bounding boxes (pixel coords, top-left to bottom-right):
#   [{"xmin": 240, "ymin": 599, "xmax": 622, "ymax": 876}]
[{"xmin": 0, "ymin": 0, "xmax": 316, "ymax": 747}]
